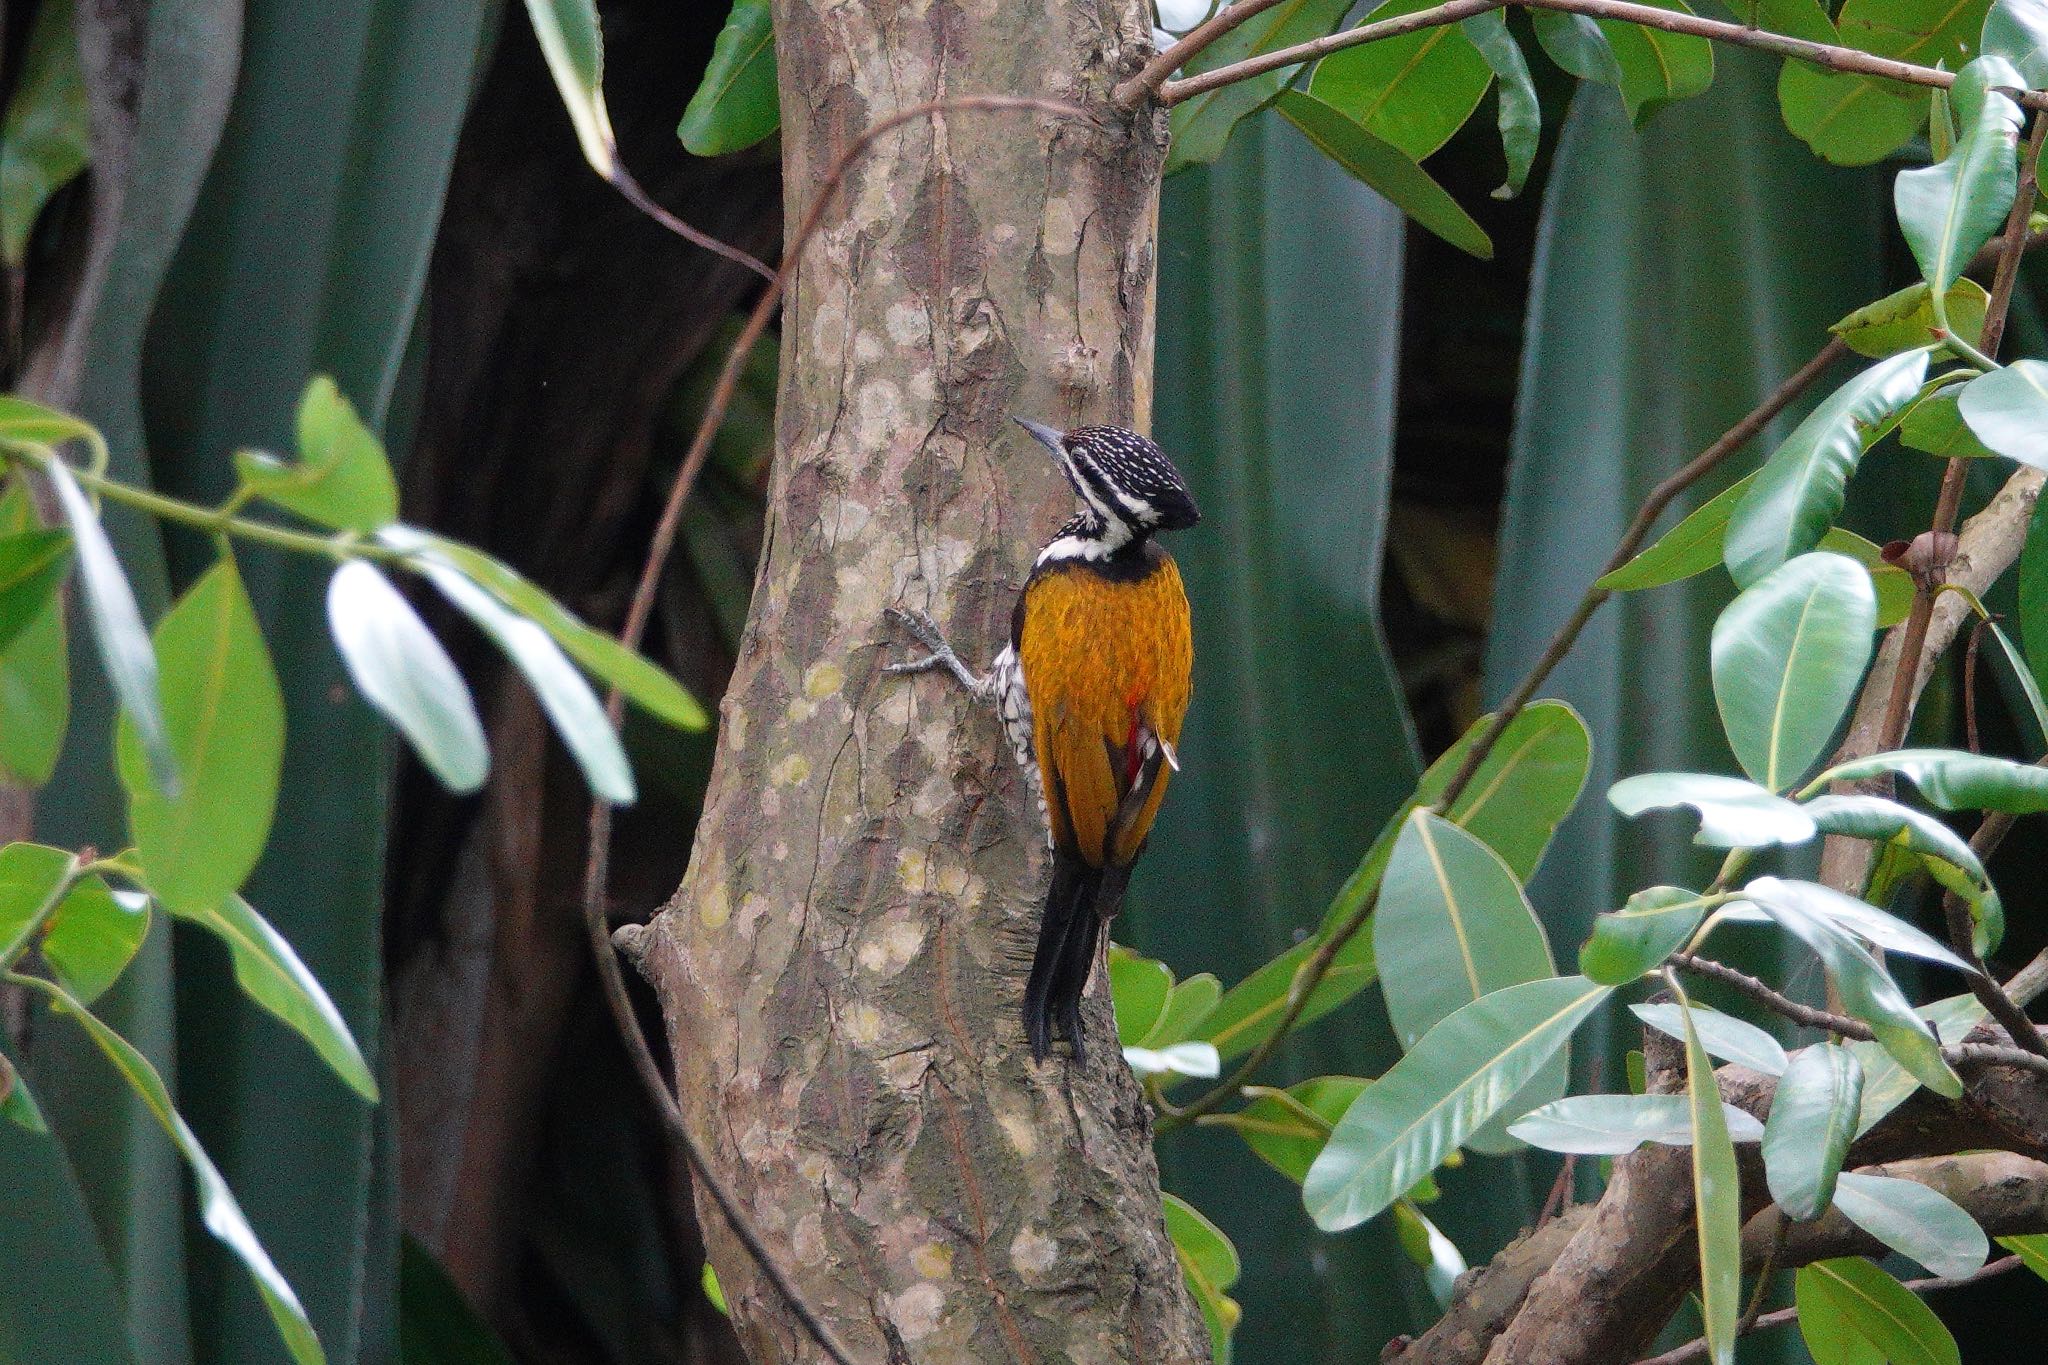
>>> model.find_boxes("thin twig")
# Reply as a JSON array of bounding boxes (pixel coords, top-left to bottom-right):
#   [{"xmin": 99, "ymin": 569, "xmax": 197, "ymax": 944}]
[
  {"xmin": 575, "ymin": 95, "xmax": 1091, "ymax": 1363},
  {"xmin": 609, "ymin": 167, "xmax": 777, "ymax": 284},
  {"xmin": 1157, "ymin": 0, "xmax": 1503, "ymax": 106},
  {"xmin": 1634, "ymin": 1256, "xmax": 2026, "ymax": 1365},
  {"xmin": 1668, "ymin": 952, "xmax": 1873, "ymax": 1041},
  {"xmin": 1112, "ymin": 0, "xmax": 1292, "ymax": 109}
]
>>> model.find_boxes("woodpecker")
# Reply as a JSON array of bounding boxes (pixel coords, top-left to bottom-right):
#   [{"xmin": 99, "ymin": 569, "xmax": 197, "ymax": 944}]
[{"xmin": 887, "ymin": 416, "xmax": 1199, "ymax": 1064}]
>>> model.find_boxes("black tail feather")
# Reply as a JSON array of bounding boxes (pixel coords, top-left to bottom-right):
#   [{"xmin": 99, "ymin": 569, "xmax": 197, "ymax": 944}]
[{"xmin": 1025, "ymin": 853, "xmax": 1102, "ymax": 1064}]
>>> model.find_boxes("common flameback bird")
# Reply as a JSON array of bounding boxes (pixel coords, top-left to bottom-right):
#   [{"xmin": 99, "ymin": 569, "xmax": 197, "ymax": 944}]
[{"xmin": 887, "ymin": 417, "xmax": 1199, "ymax": 1064}]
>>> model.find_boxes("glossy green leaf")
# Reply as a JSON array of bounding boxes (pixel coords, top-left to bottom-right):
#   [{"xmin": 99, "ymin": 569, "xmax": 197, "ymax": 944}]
[
  {"xmin": 1763, "ymin": 1041, "xmax": 1863, "ymax": 1219},
  {"xmin": 1676, "ymin": 987, "xmax": 1741, "ymax": 1365},
  {"xmin": 1781, "ymin": 0, "xmax": 1986, "ymax": 165},
  {"xmin": 1199, "ymin": 923, "xmax": 1378, "ymax": 1064},
  {"xmin": 1110, "ymin": 946, "xmax": 1175, "ymax": 1048},
  {"xmin": 1608, "ymin": 771, "xmax": 1818, "ymax": 847},
  {"xmin": 1530, "ymin": 10, "xmax": 1624, "ymax": 86},
  {"xmin": 1711, "ymin": 552, "xmax": 1876, "ymax": 791},
  {"xmin": 1462, "ymin": 12, "xmax": 1539, "ymax": 198},
  {"xmin": 1214, "ymin": 1076, "xmax": 1369, "ymax": 1184},
  {"xmin": 419, "ymin": 560, "xmax": 633, "ymax": 804},
  {"xmin": 1274, "ymin": 92, "xmax": 1492, "ymax": 259},
  {"xmin": 0, "ymin": 0, "xmax": 90, "ymax": 269},
  {"xmin": 1958, "ymin": 357, "xmax": 2048, "ymax": 469},
  {"xmin": 0, "ymin": 528, "xmax": 72, "ymax": 655},
  {"xmin": 1831, "ymin": 279, "xmax": 1989, "ymax": 359},
  {"xmin": 1391, "ymin": 1200, "xmax": 1465, "ymax": 1309},
  {"xmin": 1900, "ymin": 388, "xmax": 1999, "ymax": 460},
  {"xmin": 40, "ymin": 878, "xmax": 147, "ymax": 1005},
  {"xmin": 1832, "ymin": 1171, "xmax": 1989, "ymax": 1279},
  {"xmin": 1599, "ymin": 473, "xmax": 1759, "ymax": 591},
  {"xmin": 2024, "ymin": 493, "xmax": 2048, "ymax": 714},
  {"xmin": 167, "ymin": 893, "xmax": 376, "ymax": 1102},
  {"xmin": 1164, "ymin": 1193, "xmax": 1242, "ymax": 1363},
  {"xmin": 115, "ymin": 560, "xmax": 285, "ymax": 915},
  {"xmin": 232, "ymin": 378, "xmax": 399, "ymax": 532},
  {"xmin": 1799, "ymin": 1259, "xmax": 1961, "ymax": 1365},
  {"xmin": 1997, "ymin": 1232, "xmax": 2048, "ymax": 1281},
  {"xmin": 325, "ymin": 561, "xmax": 487, "ymax": 793},
  {"xmin": 1376, "ymin": 811, "xmax": 1556, "ymax": 1050},
  {"xmin": 1147, "ymin": 972, "xmax": 1223, "ymax": 1048},
  {"xmin": 0, "ymin": 485, "xmax": 67, "ymax": 785},
  {"xmin": 1894, "ymin": 59, "xmax": 2023, "ymax": 296},
  {"xmin": 44, "ymin": 457, "xmax": 174, "ymax": 792},
  {"xmin": 1509, "ymin": 1092, "xmax": 1762, "ymax": 1154},
  {"xmin": 1816, "ymin": 747, "xmax": 2048, "ymax": 811},
  {"xmin": 521, "ymin": 0, "xmax": 617, "ymax": 177},
  {"xmin": 1984, "ymin": 0, "xmax": 2048, "ymax": 86},
  {"xmin": 1741, "ymin": 878, "xmax": 1962, "ymax": 1097},
  {"xmin": 1818, "ymin": 528, "xmax": 1915, "ymax": 627},
  {"xmin": 1725, "ymin": 349, "xmax": 1931, "ymax": 585},
  {"xmin": 1595, "ymin": 0, "xmax": 1715, "ymax": 123},
  {"xmin": 1167, "ymin": 0, "xmax": 1352, "ymax": 172},
  {"xmin": 1805, "ymin": 793, "xmax": 1999, "ymax": 950},
  {"xmin": 1631, "ymin": 1001, "xmax": 1788, "ymax": 1076},
  {"xmin": 1750, "ymin": 871, "xmax": 1971, "ymax": 968},
  {"xmin": 1853, "ymin": 994, "xmax": 1985, "ymax": 1134},
  {"xmin": 1795, "ymin": 1262, "xmax": 1902, "ymax": 1365},
  {"xmin": 679, "ymin": 0, "xmax": 778, "ymax": 156},
  {"xmin": 1303, "ymin": 976, "xmax": 1610, "ymax": 1231},
  {"xmin": 380, "ymin": 527, "xmax": 707, "ymax": 729},
  {"xmin": 17, "ymin": 974, "xmax": 325, "ymax": 1364},
  {"xmin": 1581, "ymin": 886, "xmax": 1711, "ymax": 985},
  {"xmin": 1309, "ymin": 0, "xmax": 1492, "ymax": 161}
]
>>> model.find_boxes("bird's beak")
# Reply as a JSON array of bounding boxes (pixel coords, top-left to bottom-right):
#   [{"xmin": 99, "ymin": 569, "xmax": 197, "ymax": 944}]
[{"xmin": 1012, "ymin": 416, "xmax": 1066, "ymax": 456}]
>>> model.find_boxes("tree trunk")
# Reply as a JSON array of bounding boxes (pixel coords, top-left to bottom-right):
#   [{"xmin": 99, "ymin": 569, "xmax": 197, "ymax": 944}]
[{"xmin": 638, "ymin": 2, "xmax": 1208, "ymax": 1359}]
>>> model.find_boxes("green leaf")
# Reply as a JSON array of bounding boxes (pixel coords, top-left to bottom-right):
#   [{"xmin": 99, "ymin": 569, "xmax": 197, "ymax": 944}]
[
  {"xmin": 1806, "ymin": 793, "xmax": 2000, "ymax": 952},
  {"xmin": 1711, "ymin": 552, "xmax": 1877, "ymax": 792},
  {"xmin": 1853, "ymin": 994, "xmax": 1986, "ymax": 1134},
  {"xmin": 1894, "ymin": 59, "xmax": 2023, "ymax": 297},
  {"xmin": 1740, "ymin": 878, "xmax": 1963, "ymax": 1098},
  {"xmin": 1392, "ymin": 1199, "xmax": 1466, "ymax": 1308},
  {"xmin": 1594, "ymin": 0, "xmax": 1715, "ymax": 123},
  {"xmin": 1375, "ymin": 811, "xmax": 1557, "ymax": 1051},
  {"xmin": 1462, "ymin": 12, "xmax": 1539, "ymax": 199},
  {"xmin": 1984, "ymin": 0, "xmax": 2048, "ymax": 86},
  {"xmin": 1795, "ymin": 1262, "xmax": 1894, "ymax": 1365},
  {"xmin": 1631, "ymin": 1001, "xmax": 1789, "ymax": 1076},
  {"xmin": 1146, "ymin": 972, "xmax": 1223, "ymax": 1048},
  {"xmin": 1900, "ymin": 388, "xmax": 1999, "ymax": 460},
  {"xmin": 16, "ymin": 974, "xmax": 326, "ymax": 1364},
  {"xmin": 701, "ymin": 1260, "xmax": 729, "ymax": 1316},
  {"xmin": 1997, "ymin": 1232, "xmax": 2048, "ymax": 1281},
  {"xmin": 1530, "ymin": 10, "xmax": 1624, "ymax": 86},
  {"xmin": 1781, "ymin": 0, "xmax": 1987, "ymax": 166},
  {"xmin": 1509, "ymin": 1092, "xmax": 1762, "ymax": 1154},
  {"xmin": 1815, "ymin": 747, "xmax": 2048, "ymax": 811},
  {"xmin": 1309, "ymin": 0, "xmax": 1493, "ymax": 161},
  {"xmin": 1755, "ymin": 876, "xmax": 1971, "ymax": 971},
  {"xmin": 1832, "ymin": 1171, "xmax": 1989, "ymax": 1279},
  {"xmin": 1302, "ymin": 976, "xmax": 1611, "ymax": 1231},
  {"xmin": 1274, "ymin": 91, "xmax": 1493, "ymax": 259},
  {"xmin": 1110, "ymin": 946, "xmax": 1174, "ymax": 1048},
  {"xmin": 1581, "ymin": 886, "xmax": 1711, "ymax": 985},
  {"xmin": 0, "ymin": 0, "xmax": 90, "ymax": 269},
  {"xmin": 325, "ymin": 561, "xmax": 487, "ymax": 793},
  {"xmin": 1198, "ymin": 923, "xmax": 1378, "ymax": 1064},
  {"xmin": 167, "ymin": 893, "xmax": 377, "ymax": 1102},
  {"xmin": 0, "ymin": 484, "xmax": 66, "ymax": 786},
  {"xmin": 1163, "ymin": 1192, "xmax": 1242, "ymax": 1364},
  {"xmin": 679, "ymin": 0, "xmax": 779, "ymax": 156},
  {"xmin": 399, "ymin": 1236, "xmax": 519, "ymax": 1363},
  {"xmin": 380, "ymin": 527, "xmax": 708, "ymax": 730},
  {"xmin": 1798, "ymin": 1258, "xmax": 1960, "ymax": 1365},
  {"xmin": 418, "ymin": 560, "xmax": 633, "ymax": 804},
  {"xmin": 1599, "ymin": 473, "xmax": 1759, "ymax": 591},
  {"xmin": 2025, "ymin": 493, "xmax": 2048, "ymax": 719},
  {"xmin": 0, "ymin": 394, "xmax": 107, "ymax": 459},
  {"xmin": 1676, "ymin": 988, "xmax": 1741, "ymax": 1365},
  {"xmin": 1725, "ymin": 349, "xmax": 1932, "ymax": 585},
  {"xmin": 39, "ymin": 879, "xmax": 147, "ymax": 1005},
  {"xmin": 0, "ymin": 528, "xmax": 71, "ymax": 655},
  {"xmin": 115, "ymin": 560, "xmax": 285, "ymax": 915},
  {"xmin": 0, "ymin": 1047, "xmax": 46, "ymax": 1132},
  {"xmin": 1212, "ymin": 1076, "xmax": 1369, "ymax": 1183},
  {"xmin": 233, "ymin": 377, "xmax": 400, "ymax": 532},
  {"xmin": 0, "ymin": 841, "xmax": 71, "ymax": 962},
  {"xmin": 43, "ymin": 457, "xmax": 174, "ymax": 792},
  {"xmin": 521, "ymin": 0, "xmax": 618, "ymax": 178},
  {"xmin": 1763, "ymin": 1041, "xmax": 1864, "ymax": 1219},
  {"xmin": 1958, "ymin": 357, "xmax": 2048, "ymax": 469},
  {"xmin": 1831, "ymin": 279, "xmax": 1990, "ymax": 359},
  {"xmin": 1166, "ymin": 0, "xmax": 1353, "ymax": 173},
  {"xmin": 1608, "ymin": 772, "xmax": 1818, "ymax": 847},
  {"xmin": 1818, "ymin": 527, "xmax": 1916, "ymax": 628}
]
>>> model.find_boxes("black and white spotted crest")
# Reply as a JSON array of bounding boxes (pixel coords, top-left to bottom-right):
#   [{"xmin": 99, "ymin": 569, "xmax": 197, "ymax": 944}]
[{"xmin": 1013, "ymin": 418, "xmax": 1201, "ymax": 559}]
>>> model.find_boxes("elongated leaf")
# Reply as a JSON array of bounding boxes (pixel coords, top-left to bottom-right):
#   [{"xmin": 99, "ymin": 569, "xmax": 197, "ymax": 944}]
[
  {"xmin": 1819, "ymin": 527, "xmax": 1915, "ymax": 627},
  {"xmin": 679, "ymin": 0, "xmax": 778, "ymax": 156},
  {"xmin": 1146, "ymin": 972, "xmax": 1223, "ymax": 1049},
  {"xmin": 0, "ymin": 528, "xmax": 71, "ymax": 655},
  {"xmin": 1632, "ymin": 1001, "xmax": 1788, "ymax": 1076},
  {"xmin": 1998, "ymin": 1232, "xmax": 2048, "ymax": 1281},
  {"xmin": 0, "ymin": 584, "xmax": 67, "ymax": 786},
  {"xmin": 1985, "ymin": 0, "xmax": 2048, "ymax": 86},
  {"xmin": 1853, "ymin": 994, "xmax": 1986, "ymax": 1134},
  {"xmin": 1743, "ymin": 875, "xmax": 1970, "ymax": 972},
  {"xmin": 232, "ymin": 377, "xmax": 399, "ymax": 532},
  {"xmin": 0, "ymin": 1047, "xmax": 46, "ymax": 1132},
  {"xmin": 44, "ymin": 457, "xmax": 173, "ymax": 791},
  {"xmin": 1832, "ymin": 279, "xmax": 1989, "ymax": 359},
  {"xmin": 0, "ymin": 0, "xmax": 90, "ymax": 269},
  {"xmin": 1764, "ymin": 1041, "xmax": 1863, "ymax": 1218},
  {"xmin": 1199, "ymin": 924, "xmax": 1378, "ymax": 1064},
  {"xmin": 2024, "ymin": 492, "xmax": 2048, "ymax": 724},
  {"xmin": 1676, "ymin": 987, "xmax": 1741, "ymax": 1365},
  {"xmin": 1894, "ymin": 59, "xmax": 2023, "ymax": 296},
  {"xmin": 1595, "ymin": 0, "xmax": 1715, "ymax": 123},
  {"xmin": 1164, "ymin": 1193, "xmax": 1242, "ymax": 1364},
  {"xmin": 17, "ymin": 975, "xmax": 325, "ymax": 1364},
  {"xmin": 419, "ymin": 560, "xmax": 633, "ymax": 804},
  {"xmin": 1509, "ymin": 1092, "xmax": 1762, "ymax": 1154},
  {"xmin": 1392, "ymin": 1200, "xmax": 1465, "ymax": 1309},
  {"xmin": 1530, "ymin": 9, "xmax": 1624, "ymax": 85},
  {"xmin": 1309, "ymin": 0, "xmax": 1492, "ymax": 161},
  {"xmin": 1598, "ymin": 472, "xmax": 1758, "ymax": 591},
  {"xmin": 1798, "ymin": 1260, "xmax": 1955, "ymax": 1365},
  {"xmin": 1110, "ymin": 947, "xmax": 1174, "ymax": 1048},
  {"xmin": 39, "ymin": 878, "xmax": 146, "ymax": 1005},
  {"xmin": 1816, "ymin": 748, "xmax": 2048, "ymax": 811},
  {"xmin": 167, "ymin": 894, "xmax": 375, "ymax": 1102},
  {"xmin": 1462, "ymin": 12, "xmax": 1539, "ymax": 198},
  {"xmin": 1581, "ymin": 886, "xmax": 1711, "ymax": 985},
  {"xmin": 1780, "ymin": 0, "xmax": 1986, "ymax": 166},
  {"xmin": 1958, "ymin": 358, "xmax": 2048, "ymax": 469},
  {"xmin": 522, "ymin": 0, "xmax": 617, "ymax": 177},
  {"xmin": 1711, "ymin": 552, "xmax": 1876, "ymax": 791},
  {"xmin": 1832, "ymin": 1171, "xmax": 1989, "ymax": 1279},
  {"xmin": 1609, "ymin": 771, "xmax": 1818, "ymax": 847},
  {"xmin": 1725, "ymin": 349, "xmax": 1931, "ymax": 585},
  {"xmin": 1806, "ymin": 792, "xmax": 2000, "ymax": 952},
  {"xmin": 1303, "ymin": 976, "xmax": 1611, "ymax": 1231},
  {"xmin": 115, "ymin": 560, "xmax": 284, "ymax": 915},
  {"xmin": 1212, "ymin": 1076, "xmax": 1370, "ymax": 1183},
  {"xmin": 325, "ymin": 561, "xmax": 487, "ymax": 793},
  {"xmin": 1167, "ymin": 0, "xmax": 1353, "ymax": 173},
  {"xmin": 1275, "ymin": 92, "xmax": 1492, "ymax": 259}
]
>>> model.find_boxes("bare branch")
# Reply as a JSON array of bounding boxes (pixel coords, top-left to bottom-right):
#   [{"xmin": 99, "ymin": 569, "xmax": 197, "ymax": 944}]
[{"xmin": 1112, "ymin": 0, "xmax": 1293, "ymax": 110}]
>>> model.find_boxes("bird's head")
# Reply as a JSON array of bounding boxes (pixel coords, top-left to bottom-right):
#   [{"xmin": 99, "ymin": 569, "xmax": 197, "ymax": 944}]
[{"xmin": 1013, "ymin": 417, "xmax": 1201, "ymax": 536}]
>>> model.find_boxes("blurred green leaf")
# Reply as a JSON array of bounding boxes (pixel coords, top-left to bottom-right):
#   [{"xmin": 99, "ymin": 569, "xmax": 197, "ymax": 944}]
[
  {"xmin": 0, "ymin": 1048, "xmax": 46, "ymax": 1132},
  {"xmin": 1274, "ymin": 92, "xmax": 1492, "ymax": 259},
  {"xmin": 1894, "ymin": 57, "xmax": 2022, "ymax": 299},
  {"xmin": 1711, "ymin": 552, "xmax": 1876, "ymax": 791},
  {"xmin": 1110, "ymin": 946, "xmax": 1175, "ymax": 1048},
  {"xmin": 325, "ymin": 561, "xmax": 487, "ymax": 793},
  {"xmin": 1831, "ymin": 279, "xmax": 1989, "ymax": 359},
  {"xmin": 1631, "ymin": 1001, "xmax": 1788, "ymax": 1076},
  {"xmin": 17, "ymin": 974, "xmax": 325, "ymax": 1364},
  {"xmin": 1166, "ymin": 0, "xmax": 1352, "ymax": 173},
  {"xmin": 1391, "ymin": 1199, "xmax": 1465, "ymax": 1308},
  {"xmin": 1595, "ymin": 0, "xmax": 1715, "ymax": 123},
  {"xmin": 1832, "ymin": 1171, "xmax": 1988, "ymax": 1279},
  {"xmin": 418, "ymin": 560, "xmax": 634, "ymax": 804},
  {"xmin": 1984, "ymin": 0, "xmax": 2048, "ymax": 85},
  {"xmin": 1462, "ymin": 12, "xmax": 1539, "ymax": 198},
  {"xmin": 1303, "ymin": 977, "xmax": 1609, "ymax": 1231},
  {"xmin": 700, "ymin": 1261, "xmax": 729, "ymax": 1317},
  {"xmin": 1598, "ymin": 473, "xmax": 1758, "ymax": 591},
  {"xmin": 1853, "ymin": 994, "xmax": 1985, "ymax": 1134},
  {"xmin": 1997, "ymin": 1232, "xmax": 2048, "ymax": 1281},
  {"xmin": 0, "ymin": 482, "xmax": 68, "ymax": 786},
  {"xmin": 1797, "ymin": 1258, "xmax": 1959, "ymax": 1365},
  {"xmin": 2023, "ymin": 492, "xmax": 2048, "ymax": 707},
  {"xmin": 0, "ymin": 393, "xmax": 107, "ymax": 457},
  {"xmin": 1764, "ymin": 1041, "xmax": 1863, "ymax": 1219},
  {"xmin": 679, "ymin": 0, "xmax": 779, "ymax": 156},
  {"xmin": 1900, "ymin": 388, "xmax": 1999, "ymax": 460},
  {"xmin": 115, "ymin": 560, "xmax": 284, "ymax": 915},
  {"xmin": 1608, "ymin": 771, "xmax": 1818, "ymax": 847},
  {"xmin": 1509, "ymin": 1092, "xmax": 1762, "ymax": 1153},
  {"xmin": 1816, "ymin": 747, "xmax": 2048, "ymax": 810},
  {"xmin": 1309, "ymin": 0, "xmax": 1492, "ymax": 160},
  {"xmin": 0, "ymin": 527, "xmax": 71, "ymax": 655},
  {"xmin": 1805, "ymin": 793, "xmax": 1999, "ymax": 951},
  {"xmin": 1164, "ymin": 1192, "xmax": 1242, "ymax": 1364},
  {"xmin": 398, "ymin": 1235, "xmax": 516, "ymax": 1365},
  {"xmin": 1530, "ymin": 10, "xmax": 1624, "ymax": 85},
  {"xmin": 1581, "ymin": 886, "xmax": 1710, "ymax": 984},
  {"xmin": 1210, "ymin": 1076, "xmax": 1368, "ymax": 1184},
  {"xmin": 1781, "ymin": 0, "xmax": 1985, "ymax": 165},
  {"xmin": 233, "ymin": 378, "xmax": 399, "ymax": 532},
  {"xmin": 521, "ymin": 0, "xmax": 618, "ymax": 178},
  {"xmin": 40, "ymin": 877, "xmax": 147, "ymax": 1005},
  {"xmin": 1676, "ymin": 988, "xmax": 1740, "ymax": 1365},
  {"xmin": 1958, "ymin": 357, "xmax": 2048, "ymax": 468},
  {"xmin": 1145, "ymin": 971, "xmax": 1223, "ymax": 1049},
  {"xmin": 0, "ymin": 841, "xmax": 75, "ymax": 962},
  {"xmin": 0, "ymin": 1111, "xmax": 139, "ymax": 1361},
  {"xmin": 0, "ymin": 0, "xmax": 90, "ymax": 269}
]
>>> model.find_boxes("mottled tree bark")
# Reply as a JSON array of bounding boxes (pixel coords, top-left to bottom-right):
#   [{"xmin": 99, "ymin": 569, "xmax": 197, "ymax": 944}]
[{"xmin": 638, "ymin": 2, "xmax": 1208, "ymax": 1360}]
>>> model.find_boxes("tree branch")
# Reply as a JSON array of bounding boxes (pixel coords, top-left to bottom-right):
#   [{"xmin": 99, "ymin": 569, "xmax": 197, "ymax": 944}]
[
  {"xmin": 1668, "ymin": 952, "xmax": 1872, "ymax": 1040},
  {"xmin": 1111, "ymin": 0, "xmax": 1293, "ymax": 110}
]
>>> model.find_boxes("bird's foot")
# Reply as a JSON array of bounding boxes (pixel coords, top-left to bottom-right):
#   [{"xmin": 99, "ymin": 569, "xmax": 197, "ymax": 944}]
[{"xmin": 882, "ymin": 607, "xmax": 986, "ymax": 694}]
